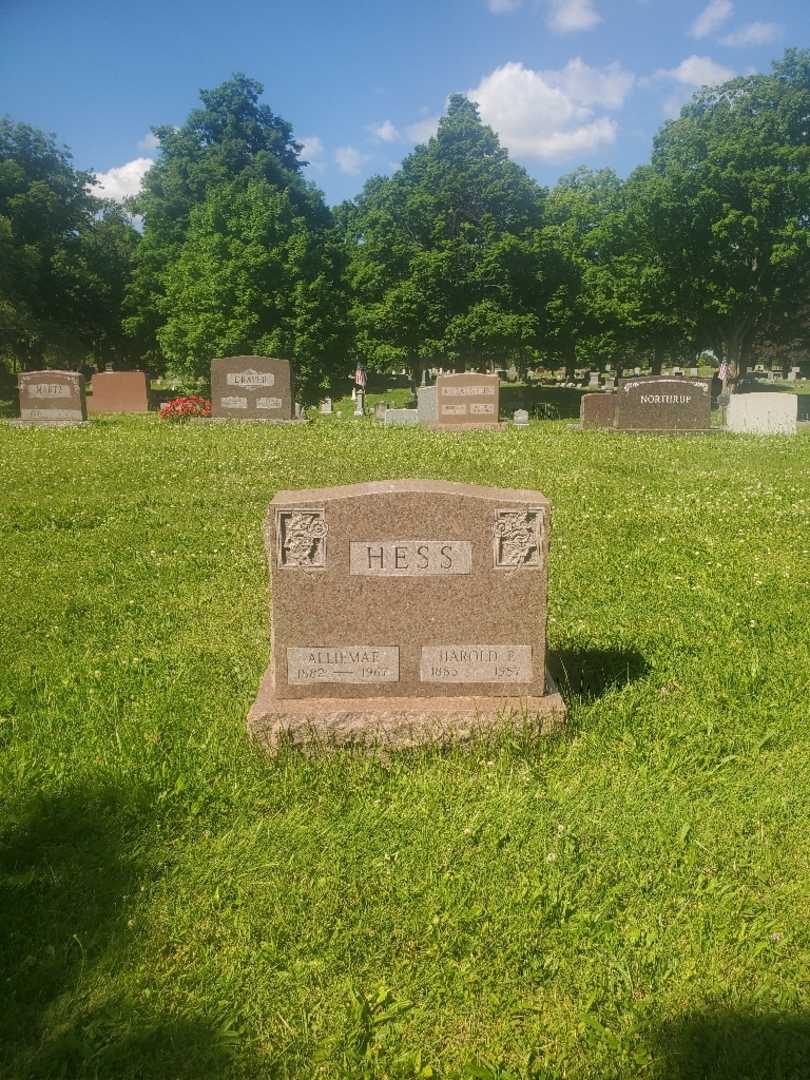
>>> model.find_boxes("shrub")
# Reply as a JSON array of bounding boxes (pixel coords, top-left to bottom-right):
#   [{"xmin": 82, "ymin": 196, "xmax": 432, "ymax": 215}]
[{"xmin": 159, "ymin": 395, "xmax": 211, "ymax": 422}]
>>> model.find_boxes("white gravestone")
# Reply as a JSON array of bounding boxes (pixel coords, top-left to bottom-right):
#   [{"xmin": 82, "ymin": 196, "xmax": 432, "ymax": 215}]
[{"xmin": 727, "ymin": 393, "xmax": 798, "ymax": 435}]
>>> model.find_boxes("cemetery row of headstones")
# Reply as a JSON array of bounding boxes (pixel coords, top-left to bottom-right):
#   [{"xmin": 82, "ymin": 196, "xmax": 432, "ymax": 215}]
[{"xmin": 7, "ymin": 357, "xmax": 803, "ymax": 435}]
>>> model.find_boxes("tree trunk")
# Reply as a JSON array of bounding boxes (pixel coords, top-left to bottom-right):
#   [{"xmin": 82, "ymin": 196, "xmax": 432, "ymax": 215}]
[{"xmin": 651, "ymin": 342, "xmax": 663, "ymax": 375}]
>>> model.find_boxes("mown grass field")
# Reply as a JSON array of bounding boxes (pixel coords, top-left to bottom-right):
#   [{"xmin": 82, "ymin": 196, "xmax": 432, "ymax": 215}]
[{"xmin": 1, "ymin": 413, "xmax": 809, "ymax": 1079}]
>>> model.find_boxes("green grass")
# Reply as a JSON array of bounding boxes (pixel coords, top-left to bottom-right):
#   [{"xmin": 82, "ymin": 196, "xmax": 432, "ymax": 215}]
[{"xmin": 1, "ymin": 414, "xmax": 809, "ymax": 1079}]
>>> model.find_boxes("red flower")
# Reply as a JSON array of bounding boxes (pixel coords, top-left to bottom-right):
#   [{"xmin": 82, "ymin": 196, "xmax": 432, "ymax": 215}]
[{"xmin": 159, "ymin": 395, "xmax": 212, "ymax": 422}]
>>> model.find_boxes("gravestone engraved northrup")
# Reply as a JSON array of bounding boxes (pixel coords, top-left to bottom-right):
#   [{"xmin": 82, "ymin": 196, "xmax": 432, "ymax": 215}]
[
  {"xmin": 614, "ymin": 376, "xmax": 711, "ymax": 433},
  {"xmin": 247, "ymin": 480, "xmax": 565, "ymax": 749},
  {"xmin": 433, "ymin": 373, "xmax": 502, "ymax": 430},
  {"xmin": 88, "ymin": 370, "xmax": 149, "ymax": 413},
  {"xmin": 210, "ymin": 356, "xmax": 295, "ymax": 420},
  {"xmin": 14, "ymin": 370, "xmax": 87, "ymax": 425},
  {"xmin": 580, "ymin": 393, "xmax": 616, "ymax": 430}
]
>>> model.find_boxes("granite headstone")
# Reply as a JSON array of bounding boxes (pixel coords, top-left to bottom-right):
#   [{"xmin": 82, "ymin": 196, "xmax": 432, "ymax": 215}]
[
  {"xmin": 15, "ymin": 370, "xmax": 87, "ymax": 425},
  {"xmin": 433, "ymin": 373, "xmax": 501, "ymax": 429},
  {"xmin": 727, "ymin": 392, "xmax": 798, "ymax": 435},
  {"xmin": 614, "ymin": 376, "xmax": 711, "ymax": 432},
  {"xmin": 210, "ymin": 356, "xmax": 294, "ymax": 420},
  {"xmin": 247, "ymin": 480, "xmax": 564, "ymax": 748},
  {"xmin": 88, "ymin": 370, "xmax": 149, "ymax": 413},
  {"xmin": 580, "ymin": 392, "xmax": 617, "ymax": 429}
]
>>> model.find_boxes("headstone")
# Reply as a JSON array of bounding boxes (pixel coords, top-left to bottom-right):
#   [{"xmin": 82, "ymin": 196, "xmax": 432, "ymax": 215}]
[
  {"xmin": 506, "ymin": 366, "xmax": 519, "ymax": 383},
  {"xmin": 15, "ymin": 370, "xmax": 87, "ymax": 425},
  {"xmin": 210, "ymin": 356, "xmax": 294, "ymax": 420},
  {"xmin": 634, "ymin": 367, "xmax": 641, "ymax": 376},
  {"xmin": 727, "ymin": 393, "xmax": 797, "ymax": 435},
  {"xmin": 673, "ymin": 367, "xmax": 684, "ymax": 376},
  {"xmin": 513, "ymin": 409, "xmax": 529, "ymax": 426},
  {"xmin": 602, "ymin": 375, "xmax": 616, "ymax": 390},
  {"xmin": 614, "ymin": 376, "xmax": 711, "ymax": 433},
  {"xmin": 580, "ymin": 393, "xmax": 617, "ymax": 430},
  {"xmin": 384, "ymin": 408, "xmax": 419, "ymax": 426},
  {"xmin": 88, "ymin": 370, "xmax": 149, "ymax": 413},
  {"xmin": 588, "ymin": 371, "xmax": 600, "ymax": 387},
  {"xmin": 688, "ymin": 367, "xmax": 699, "ymax": 377},
  {"xmin": 319, "ymin": 397, "xmax": 333, "ymax": 414},
  {"xmin": 434, "ymin": 372, "xmax": 501, "ymax": 429},
  {"xmin": 417, "ymin": 385, "xmax": 438, "ymax": 424},
  {"xmin": 787, "ymin": 367, "xmax": 800, "ymax": 381},
  {"xmin": 247, "ymin": 480, "xmax": 565, "ymax": 749},
  {"xmin": 374, "ymin": 401, "xmax": 387, "ymax": 420}
]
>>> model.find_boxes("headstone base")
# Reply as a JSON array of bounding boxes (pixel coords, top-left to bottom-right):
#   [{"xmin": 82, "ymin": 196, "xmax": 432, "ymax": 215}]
[
  {"xmin": 5, "ymin": 419, "xmax": 89, "ymax": 428},
  {"xmin": 247, "ymin": 666, "xmax": 566, "ymax": 752},
  {"xmin": 426, "ymin": 422, "xmax": 508, "ymax": 433},
  {"xmin": 189, "ymin": 417, "xmax": 309, "ymax": 425}
]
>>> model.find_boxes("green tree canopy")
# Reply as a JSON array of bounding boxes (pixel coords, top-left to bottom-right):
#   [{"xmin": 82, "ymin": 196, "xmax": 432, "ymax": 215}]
[
  {"xmin": 340, "ymin": 95, "xmax": 548, "ymax": 378},
  {"xmin": 124, "ymin": 74, "xmax": 341, "ymax": 387},
  {"xmin": 644, "ymin": 48, "xmax": 810, "ymax": 381},
  {"xmin": 0, "ymin": 118, "xmax": 139, "ymax": 371}
]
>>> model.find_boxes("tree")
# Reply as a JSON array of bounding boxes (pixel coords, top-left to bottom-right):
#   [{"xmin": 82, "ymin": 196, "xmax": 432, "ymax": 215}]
[
  {"xmin": 645, "ymin": 49, "xmax": 810, "ymax": 385},
  {"xmin": 0, "ymin": 118, "xmax": 101, "ymax": 369},
  {"xmin": 157, "ymin": 178, "xmax": 346, "ymax": 400},
  {"xmin": 341, "ymin": 96, "xmax": 546, "ymax": 380},
  {"xmin": 124, "ymin": 74, "xmax": 340, "ymax": 386}
]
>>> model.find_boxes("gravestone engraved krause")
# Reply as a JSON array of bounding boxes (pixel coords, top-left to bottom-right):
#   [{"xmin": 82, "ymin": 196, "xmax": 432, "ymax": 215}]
[
  {"xmin": 614, "ymin": 376, "xmax": 711, "ymax": 433},
  {"xmin": 247, "ymin": 480, "xmax": 565, "ymax": 749},
  {"xmin": 210, "ymin": 356, "xmax": 296, "ymax": 421},
  {"xmin": 13, "ymin": 370, "xmax": 87, "ymax": 425},
  {"xmin": 432, "ymin": 373, "xmax": 502, "ymax": 430},
  {"xmin": 88, "ymin": 370, "xmax": 149, "ymax": 413},
  {"xmin": 580, "ymin": 393, "xmax": 617, "ymax": 430}
]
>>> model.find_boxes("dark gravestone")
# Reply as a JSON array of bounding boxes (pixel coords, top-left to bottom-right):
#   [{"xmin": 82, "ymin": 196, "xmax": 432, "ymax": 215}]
[
  {"xmin": 614, "ymin": 376, "xmax": 711, "ymax": 432},
  {"xmin": 210, "ymin": 356, "xmax": 294, "ymax": 420},
  {"xmin": 247, "ymin": 480, "xmax": 565, "ymax": 749},
  {"xmin": 88, "ymin": 370, "xmax": 149, "ymax": 413},
  {"xmin": 15, "ymin": 370, "xmax": 87, "ymax": 424},
  {"xmin": 580, "ymin": 393, "xmax": 616, "ymax": 429},
  {"xmin": 434, "ymin": 373, "xmax": 501, "ymax": 429}
]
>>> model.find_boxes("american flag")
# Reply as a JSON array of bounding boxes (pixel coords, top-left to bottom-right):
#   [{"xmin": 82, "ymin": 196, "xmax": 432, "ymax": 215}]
[
  {"xmin": 354, "ymin": 363, "xmax": 367, "ymax": 389},
  {"xmin": 718, "ymin": 361, "xmax": 728, "ymax": 382}
]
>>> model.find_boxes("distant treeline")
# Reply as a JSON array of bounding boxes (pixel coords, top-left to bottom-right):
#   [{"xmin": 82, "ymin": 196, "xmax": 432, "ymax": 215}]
[{"xmin": 2, "ymin": 52, "xmax": 809, "ymax": 399}]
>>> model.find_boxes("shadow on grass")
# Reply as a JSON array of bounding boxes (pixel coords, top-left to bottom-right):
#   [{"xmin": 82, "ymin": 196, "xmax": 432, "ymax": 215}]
[
  {"xmin": 549, "ymin": 645, "xmax": 649, "ymax": 703},
  {"xmin": 0, "ymin": 785, "xmax": 253, "ymax": 1079},
  {"xmin": 652, "ymin": 1010, "xmax": 810, "ymax": 1079}
]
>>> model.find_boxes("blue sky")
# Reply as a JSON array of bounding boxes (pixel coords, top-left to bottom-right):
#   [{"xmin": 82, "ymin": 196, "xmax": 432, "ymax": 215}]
[{"xmin": 1, "ymin": 0, "xmax": 807, "ymax": 207}]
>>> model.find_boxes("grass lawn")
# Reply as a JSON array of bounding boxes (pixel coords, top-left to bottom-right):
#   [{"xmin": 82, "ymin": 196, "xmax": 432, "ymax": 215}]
[{"xmin": 1, "ymin": 413, "xmax": 809, "ymax": 1079}]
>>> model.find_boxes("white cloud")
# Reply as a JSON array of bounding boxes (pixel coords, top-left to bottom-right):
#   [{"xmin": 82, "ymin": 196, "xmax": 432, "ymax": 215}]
[
  {"xmin": 137, "ymin": 131, "xmax": 160, "ymax": 151},
  {"xmin": 468, "ymin": 59, "xmax": 631, "ymax": 161},
  {"xmin": 659, "ymin": 54, "xmax": 735, "ymax": 86},
  {"xmin": 335, "ymin": 146, "xmax": 367, "ymax": 175},
  {"xmin": 92, "ymin": 157, "xmax": 153, "ymax": 201},
  {"xmin": 488, "ymin": 0, "xmax": 522, "ymax": 11},
  {"xmin": 547, "ymin": 0, "xmax": 602, "ymax": 34},
  {"xmin": 721, "ymin": 21, "xmax": 779, "ymax": 46},
  {"xmin": 405, "ymin": 115, "xmax": 441, "ymax": 143},
  {"xmin": 299, "ymin": 135, "xmax": 326, "ymax": 172},
  {"xmin": 371, "ymin": 119, "xmax": 401, "ymax": 142},
  {"xmin": 690, "ymin": 0, "xmax": 733, "ymax": 39},
  {"xmin": 545, "ymin": 57, "xmax": 635, "ymax": 109}
]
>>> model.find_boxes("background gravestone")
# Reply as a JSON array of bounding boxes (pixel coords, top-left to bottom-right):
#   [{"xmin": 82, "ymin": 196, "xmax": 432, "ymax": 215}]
[
  {"xmin": 15, "ymin": 370, "xmax": 87, "ymax": 424},
  {"xmin": 210, "ymin": 356, "xmax": 294, "ymax": 420},
  {"xmin": 88, "ymin": 370, "xmax": 149, "ymax": 413},
  {"xmin": 580, "ymin": 393, "xmax": 616, "ymax": 429},
  {"xmin": 417, "ymin": 385, "xmax": 438, "ymax": 424},
  {"xmin": 434, "ymin": 373, "xmax": 501, "ymax": 429},
  {"xmin": 247, "ymin": 480, "xmax": 564, "ymax": 748},
  {"xmin": 614, "ymin": 376, "xmax": 711, "ymax": 432},
  {"xmin": 727, "ymin": 392, "xmax": 798, "ymax": 435},
  {"xmin": 384, "ymin": 408, "xmax": 419, "ymax": 427}
]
